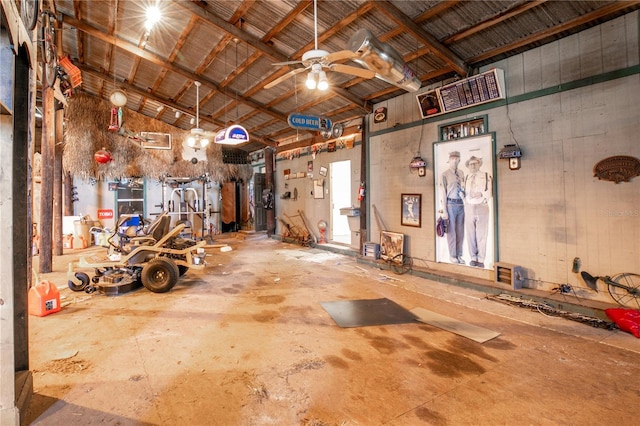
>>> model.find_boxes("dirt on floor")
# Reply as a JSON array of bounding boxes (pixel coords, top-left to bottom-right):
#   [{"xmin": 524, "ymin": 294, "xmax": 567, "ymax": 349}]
[{"xmin": 24, "ymin": 236, "xmax": 640, "ymax": 425}]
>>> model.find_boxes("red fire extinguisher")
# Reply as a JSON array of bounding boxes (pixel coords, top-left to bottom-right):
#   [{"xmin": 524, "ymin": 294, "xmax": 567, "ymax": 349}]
[{"xmin": 357, "ymin": 182, "xmax": 365, "ymax": 202}]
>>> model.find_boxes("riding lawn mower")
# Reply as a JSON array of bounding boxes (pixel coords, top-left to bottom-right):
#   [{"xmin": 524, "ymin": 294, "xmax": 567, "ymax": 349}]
[{"xmin": 67, "ymin": 212, "xmax": 207, "ymax": 295}]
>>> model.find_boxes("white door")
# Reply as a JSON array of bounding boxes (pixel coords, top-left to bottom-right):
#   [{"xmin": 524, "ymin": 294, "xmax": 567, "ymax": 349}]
[{"xmin": 330, "ymin": 160, "xmax": 351, "ymax": 244}]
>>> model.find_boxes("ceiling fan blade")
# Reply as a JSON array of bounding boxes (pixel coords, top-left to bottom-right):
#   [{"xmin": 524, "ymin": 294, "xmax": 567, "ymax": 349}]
[
  {"xmin": 330, "ymin": 64, "xmax": 376, "ymax": 79},
  {"xmin": 264, "ymin": 68, "xmax": 307, "ymax": 89},
  {"xmin": 324, "ymin": 50, "xmax": 359, "ymax": 63},
  {"xmin": 272, "ymin": 60, "xmax": 304, "ymax": 66}
]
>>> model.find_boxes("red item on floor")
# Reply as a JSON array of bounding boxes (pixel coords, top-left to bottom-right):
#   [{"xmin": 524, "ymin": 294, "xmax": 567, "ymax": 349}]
[
  {"xmin": 605, "ymin": 308, "xmax": 640, "ymax": 338},
  {"xmin": 28, "ymin": 281, "xmax": 61, "ymax": 317}
]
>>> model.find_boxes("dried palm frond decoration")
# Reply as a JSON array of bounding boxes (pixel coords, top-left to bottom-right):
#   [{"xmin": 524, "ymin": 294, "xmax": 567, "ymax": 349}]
[{"xmin": 63, "ymin": 93, "xmax": 253, "ymax": 182}]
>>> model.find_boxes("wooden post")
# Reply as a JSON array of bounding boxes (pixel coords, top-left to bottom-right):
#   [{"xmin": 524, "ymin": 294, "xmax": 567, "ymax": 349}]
[
  {"xmin": 264, "ymin": 147, "xmax": 275, "ymax": 237},
  {"xmin": 359, "ymin": 117, "xmax": 367, "ymax": 250},
  {"xmin": 53, "ymin": 103, "xmax": 64, "ymax": 255},
  {"xmin": 38, "ymin": 80, "xmax": 55, "ymax": 273}
]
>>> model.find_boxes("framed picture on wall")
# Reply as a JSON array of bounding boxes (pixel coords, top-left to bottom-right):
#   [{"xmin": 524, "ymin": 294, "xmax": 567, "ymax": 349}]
[
  {"xmin": 433, "ymin": 134, "xmax": 496, "ymax": 270},
  {"xmin": 140, "ymin": 132, "xmax": 172, "ymax": 149},
  {"xmin": 380, "ymin": 231, "xmax": 404, "ymax": 262},
  {"xmin": 401, "ymin": 194, "xmax": 422, "ymax": 227}
]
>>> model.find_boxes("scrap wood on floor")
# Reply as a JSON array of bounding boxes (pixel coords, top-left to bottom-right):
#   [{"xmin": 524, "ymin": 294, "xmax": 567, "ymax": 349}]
[{"xmin": 410, "ymin": 307, "xmax": 501, "ymax": 343}]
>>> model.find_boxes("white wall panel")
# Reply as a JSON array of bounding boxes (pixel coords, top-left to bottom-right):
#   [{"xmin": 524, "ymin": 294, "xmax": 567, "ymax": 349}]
[{"xmin": 579, "ymin": 26, "xmax": 604, "ymax": 78}]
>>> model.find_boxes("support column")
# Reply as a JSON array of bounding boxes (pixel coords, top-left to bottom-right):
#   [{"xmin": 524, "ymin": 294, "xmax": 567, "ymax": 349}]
[{"xmin": 264, "ymin": 147, "xmax": 275, "ymax": 237}]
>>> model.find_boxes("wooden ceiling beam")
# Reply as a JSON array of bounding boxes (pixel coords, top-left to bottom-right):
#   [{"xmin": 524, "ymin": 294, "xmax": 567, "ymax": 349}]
[
  {"xmin": 372, "ymin": 0, "xmax": 468, "ymax": 77},
  {"xmin": 275, "ymin": 125, "xmax": 362, "ymax": 154},
  {"xmin": 443, "ymin": 0, "xmax": 548, "ymax": 45},
  {"xmin": 469, "ymin": 1, "xmax": 640, "ymax": 64},
  {"xmin": 72, "ymin": 0, "xmax": 85, "ymax": 63},
  {"xmin": 173, "ymin": 0, "xmax": 370, "ymax": 118},
  {"xmin": 76, "ymin": 63, "xmax": 277, "ymax": 147},
  {"xmin": 170, "ymin": 0, "xmax": 290, "ymax": 63},
  {"xmin": 61, "ymin": 14, "xmax": 287, "ymax": 124}
]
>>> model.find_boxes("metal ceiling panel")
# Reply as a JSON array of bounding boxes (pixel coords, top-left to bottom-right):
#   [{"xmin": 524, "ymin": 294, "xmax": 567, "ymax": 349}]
[{"xmin": 50, "ymin": 0, "xmax": 640, "ymax": 152}]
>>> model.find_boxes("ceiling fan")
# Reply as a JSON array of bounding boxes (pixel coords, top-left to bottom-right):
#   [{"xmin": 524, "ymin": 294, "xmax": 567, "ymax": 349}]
[
  {"xmin": 264, "ymin": 0, "xmax": 376, "ymax": 90},
  {"xmin": 187, "ymin": 81, "xmax": 212, "ymax": 151}
]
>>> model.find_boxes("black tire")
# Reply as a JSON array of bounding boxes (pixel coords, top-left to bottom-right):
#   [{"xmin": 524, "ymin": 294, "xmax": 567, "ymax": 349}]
[
  {"xmin": 41, "ymin": 12, "xmax": 57, "ymax": 87},
  {"xmin": 68, "ymin": 272, "xmax": 89, "ymax": 292},
  {"xmin": 608, "ymin": 273, "xmax": 640, "ymax": 309},
  {"xmin": 141, "ymin": 257, "xmax": 179, "ymax": 293},
  {"xmin": 178, "ymin": 265, "xmax": 189, "ymax": 276},
  {"xmin": 21, "ymin": 0, "xmax": 40, "ymax": 31}
]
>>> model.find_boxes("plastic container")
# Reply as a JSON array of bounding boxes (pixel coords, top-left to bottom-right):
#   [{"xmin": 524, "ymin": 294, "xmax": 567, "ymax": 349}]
[
  {"xmin": 74, "ymin": 221, "xmax": 91, "ymax": 244},
  {"xmin": 28, "ymin": 281, "xmax": 61, "ymax": 317}
]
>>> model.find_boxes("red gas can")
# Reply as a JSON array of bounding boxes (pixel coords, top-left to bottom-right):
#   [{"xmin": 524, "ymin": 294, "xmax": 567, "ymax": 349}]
[{"xmin": 28, "ymin": 280, "xmax": 61, "ymax": 317}]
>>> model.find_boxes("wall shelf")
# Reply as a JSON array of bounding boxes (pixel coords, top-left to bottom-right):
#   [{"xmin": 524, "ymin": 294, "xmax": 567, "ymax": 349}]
[{"xmin": 439, "ymin": 116, "xmax": 488, "ymax": 141}]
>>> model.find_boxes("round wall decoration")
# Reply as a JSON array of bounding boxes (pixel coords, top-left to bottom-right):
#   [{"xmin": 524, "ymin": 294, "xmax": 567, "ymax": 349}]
[{"xmin": 94, "ymin": 148, "xmax": 113, "ymax": 164}]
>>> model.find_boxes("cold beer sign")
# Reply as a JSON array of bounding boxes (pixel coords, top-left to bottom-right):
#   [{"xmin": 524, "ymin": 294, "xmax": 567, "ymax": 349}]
[{"xmin": 287, "ymin": 114, "xmax": 332, "ymax": 132}]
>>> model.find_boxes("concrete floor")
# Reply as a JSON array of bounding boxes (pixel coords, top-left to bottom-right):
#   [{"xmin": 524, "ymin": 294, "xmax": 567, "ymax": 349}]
[{"xmin": 24, "ymin": 235, "xmax": 640, "ymax": 425}]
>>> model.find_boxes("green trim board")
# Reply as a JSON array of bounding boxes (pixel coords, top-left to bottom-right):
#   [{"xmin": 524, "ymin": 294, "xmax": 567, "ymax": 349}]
[{"xmin": 369, "ymin": 65, "xmax": 640, "ymax": 139}]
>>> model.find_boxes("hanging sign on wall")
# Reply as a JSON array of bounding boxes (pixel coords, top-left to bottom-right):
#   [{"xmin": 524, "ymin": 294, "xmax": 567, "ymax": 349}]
[{"xmin": 287, "ymin": 114, "xmax": 332, "ymax": 131}]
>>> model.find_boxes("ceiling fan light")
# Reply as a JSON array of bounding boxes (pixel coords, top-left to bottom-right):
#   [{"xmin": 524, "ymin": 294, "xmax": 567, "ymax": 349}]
[
  {"xmin": 187, "ymin": 137, "xmax": 196, "ymax": 148},
  {"xmin": 317, "ymin": 71, "xmax": 328, "ymax": 90},
  {"xmin": 306, "ymin": 72, "xmax": 317, "ymax": 90},
  {"xmin": 110, "ymin": 89, "xmax": 128, "ymax": 107},
  {"xmin": 200, "ymin": 138, "xmax": 209, "ymax": 148}
]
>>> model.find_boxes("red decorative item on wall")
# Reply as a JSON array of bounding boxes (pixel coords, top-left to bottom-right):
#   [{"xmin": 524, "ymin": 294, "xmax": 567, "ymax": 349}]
[{"xmin": 94, "ymin": 148, "xmax": 113, "ymax": 164}]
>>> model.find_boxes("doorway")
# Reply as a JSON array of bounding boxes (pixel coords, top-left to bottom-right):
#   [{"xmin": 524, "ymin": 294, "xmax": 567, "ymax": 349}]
[{"xmin": 330, "ymin": 160, "xmax": 351, "ymax": 244}]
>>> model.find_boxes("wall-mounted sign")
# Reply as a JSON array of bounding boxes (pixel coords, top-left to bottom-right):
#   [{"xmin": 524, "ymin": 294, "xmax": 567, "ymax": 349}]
[
  {"xmin": 215, "ymin": 124, "xmax": 249, "ymax": 145},
  {"xmin": 415, "ymin": 69, "xmax": 505, "ymax": 119},
  {"xmin": 374, "ymin": 107, "xmax": 387, "ymax": 123},
  {"xmin": 287, "ymin": 114, "xmax": 332, "ymax": 131},
  {"xmin": 97, "ymin": 209, "xmax": 114, "ymax": 219},
  {"xmin": 416, "ymin": 91, "xmax": 443, "ymax": 119},
  {"xmin": 439, "ymin": 68, "xmax": 505, "ymax": 113},
  {"xmin": 593, "ymin": 155, "xmax": 640, "ymax": 183}
]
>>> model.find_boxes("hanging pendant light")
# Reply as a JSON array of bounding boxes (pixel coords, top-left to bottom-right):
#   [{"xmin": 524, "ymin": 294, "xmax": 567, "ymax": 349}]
[{"xmin": 110, "ymin": 89, "xmax": 128, "ymax": 107}]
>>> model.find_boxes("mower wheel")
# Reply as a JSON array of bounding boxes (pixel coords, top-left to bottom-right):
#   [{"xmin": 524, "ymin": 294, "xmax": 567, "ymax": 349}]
[
  {"xmin": 68, "ymin": 272, "xmax": 89, "ymax": 292},
  {"xmin": 141, "ymin": 257, "xmax": 179, "ymax": 293}
]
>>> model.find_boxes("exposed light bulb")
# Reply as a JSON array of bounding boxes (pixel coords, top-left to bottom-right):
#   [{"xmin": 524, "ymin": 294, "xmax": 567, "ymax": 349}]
[
  {"xmin": 306, "ymin": 72, "xmax": 317, "ymax": 90},
  {"xmin": 145, "ymin": 6, "xmax": 161, "ymax": 30},
  {"xmin": 190, "ymin": 117, "xmax": 195, "ymax": 125},
  {"xmin": 175, "ymin": 110, "xmax": 182, "ymax": 118},
  {"xmin": 317, "ymin": 71, "xmax": 328, "ymax": 90},
  {"xmin": 156, "ymin": 105, "xmax": 164, "ymax": 112}
]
